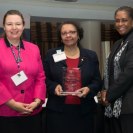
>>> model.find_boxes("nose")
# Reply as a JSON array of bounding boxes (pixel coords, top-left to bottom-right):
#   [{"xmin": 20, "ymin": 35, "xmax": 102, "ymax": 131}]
[
  {"xmin": 116, "ymin": 19, "xmax": 126, "ymax": 26},
  {"xmin": 12, "ymin": 24, "xmax": 17, "ymax": 29},
  {"xmin": 66, "ymin": 33, "xmax": 71, "ymax": 37},
  {"xmin": 118, "ymin": 21, "xmax": 123, "ymax": 26}
]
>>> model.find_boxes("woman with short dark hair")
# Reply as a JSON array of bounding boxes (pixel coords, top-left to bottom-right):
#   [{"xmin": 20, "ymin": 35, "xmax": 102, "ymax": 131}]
[
  {"xmin": 101, "ymin": 6, "xmax": 133, "ymax": 133},
  {"xmin": 44, "ymin": 21, "xmax": 102, "ymax": 133}
]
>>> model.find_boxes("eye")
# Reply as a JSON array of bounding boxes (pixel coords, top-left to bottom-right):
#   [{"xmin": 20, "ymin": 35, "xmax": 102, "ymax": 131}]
[
  {"xmin": 61, "ymin": 32, "xmax": 67, "ymax": 36},
  {"xmin": 16, "ymin": 23, "xmax": 22, "ymax": 25},
  {"xmin": 122, "ymin": 19, "xmax": 128, "ymax": 22},
  {"xmin": 115, "ymin": 18, "xmax": 128, "ymax": 23},
  {"xmin": 61, "ymin": 31, "xmax": 77, "ymax": 36},
  {"xmin": 69, "ymin": 31, "xmax": 77, "ymax": 34},
  {"xmin": 6, "ymin": 23, "xmax": 12, "ymax": 26}
]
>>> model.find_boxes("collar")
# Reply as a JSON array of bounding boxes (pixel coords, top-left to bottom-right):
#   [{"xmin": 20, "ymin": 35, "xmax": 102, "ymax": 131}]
[{"xmin": 4, "ymin": 36, "xmax": 25, "ymax": 49}]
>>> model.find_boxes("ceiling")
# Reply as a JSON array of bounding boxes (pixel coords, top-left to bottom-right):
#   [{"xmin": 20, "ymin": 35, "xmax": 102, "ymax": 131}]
[
  {"xmin": 0, "ymin": 0, "xmax": 133, "ymax": 22},
  {"xmin": 42, "ymin": 0, "xmax": 133, "ymax": 7}
]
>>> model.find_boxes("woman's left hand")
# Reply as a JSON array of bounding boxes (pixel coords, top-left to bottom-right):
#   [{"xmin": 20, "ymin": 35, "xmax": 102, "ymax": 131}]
[
  {"xmin": 25, "ymin": 99, "xmax": 41, "ymax": 111},
  {"xmin": 76, "ymin": 87, "xmax": 90, "ymax": 98}
]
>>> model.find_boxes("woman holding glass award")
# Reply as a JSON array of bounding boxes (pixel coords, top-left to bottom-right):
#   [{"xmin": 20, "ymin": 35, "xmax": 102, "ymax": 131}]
[{"xmin": 44, "ymin": 21, "xmax": 102, "ymax": 133}]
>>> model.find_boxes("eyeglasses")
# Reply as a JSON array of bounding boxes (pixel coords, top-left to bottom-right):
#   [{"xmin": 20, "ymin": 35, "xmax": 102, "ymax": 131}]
[
  {"xmin": 115, "ymin": 18, "xmax": 129, "ymax": 23},
  {"xmin": 61, "ymin": 31, "xmax": 77, "ymax": 36}
]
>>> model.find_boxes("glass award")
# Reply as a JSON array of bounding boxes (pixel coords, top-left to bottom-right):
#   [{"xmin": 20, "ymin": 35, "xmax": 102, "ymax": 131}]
[{"xmin": 61, "ymin": 67, "xmax": 81, "ymax": 95}]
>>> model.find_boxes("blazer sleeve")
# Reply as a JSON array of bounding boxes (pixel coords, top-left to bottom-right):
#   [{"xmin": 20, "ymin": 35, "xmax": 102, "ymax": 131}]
[
  {"xmin": 87, "ymin": 52, "xmax": 102, "ymax": 98},
  {"xmin": 33, "ymin": 47, "xmax": 46, "ymax": 101},
  {"xmin": 43, "ymin": 50, "xmax": 59, "ymax": 95},
  {"xmin": 0, "ymin": 82, "xmax": 13, "ymax": 105},
  {"xmin": 107, "ymin": 41, "xmax": 133, "ymax": 102}
]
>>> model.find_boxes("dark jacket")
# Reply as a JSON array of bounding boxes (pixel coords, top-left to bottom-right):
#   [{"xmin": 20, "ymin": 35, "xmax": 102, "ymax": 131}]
[
  {"xmin": 44, "ymin": 46, "xmax": 102, "ymax": 114},
  {"xmin": 107, "ymin": 29, "xmax": 133, "ymax": 114}
]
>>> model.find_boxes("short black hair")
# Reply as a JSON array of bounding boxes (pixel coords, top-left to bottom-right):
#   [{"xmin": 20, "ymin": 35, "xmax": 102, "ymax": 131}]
[
  {"xmin": 57, "ymin": 21, "xmax": 84, "ymax": 46},
  {"xmin": 114, "ymin": 6, "xmax": 133, "ymax": 19}
]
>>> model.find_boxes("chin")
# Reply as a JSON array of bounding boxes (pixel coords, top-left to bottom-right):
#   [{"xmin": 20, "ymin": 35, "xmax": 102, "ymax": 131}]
[{"xmin": 118, "ymin": 31, "xmax": 127, "ymax": 36}]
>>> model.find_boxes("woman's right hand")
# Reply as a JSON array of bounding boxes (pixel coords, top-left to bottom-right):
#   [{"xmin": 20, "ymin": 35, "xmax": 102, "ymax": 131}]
[
  {"xmin": 101, "ymin": 90, "xmax": 107, "ymax": 102},
  {"xmin": 6, "ymin": 99, "xmax": 33, "ymax": 115},
  {"xmin": 54, "ymin": 84, "xmax": 63, "ymax": 96},
  {"xmin": 97, "ymin": 90, "xmax": 109, "ymax": 106}
]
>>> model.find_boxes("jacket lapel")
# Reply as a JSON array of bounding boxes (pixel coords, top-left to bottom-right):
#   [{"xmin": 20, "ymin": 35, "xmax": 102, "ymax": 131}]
[
  {"xmin": 78, "ymin": 48, "xmax": 86, "ymax": 67},
  {"xmin": 108, "ymin": 40, "xmax": 122, "ymax": 66}
]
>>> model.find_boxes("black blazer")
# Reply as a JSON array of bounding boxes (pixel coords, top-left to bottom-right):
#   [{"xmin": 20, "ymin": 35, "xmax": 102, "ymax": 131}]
[
  {"xmin": 107, "ymin": 30, "xmax": 133, "ymax": 114},
  {"xmin": 44, "ymin": 46, "xmax": 102, "ymax": 114}
]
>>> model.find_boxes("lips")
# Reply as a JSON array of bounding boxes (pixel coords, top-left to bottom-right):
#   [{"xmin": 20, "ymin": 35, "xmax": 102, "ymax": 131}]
[
  {"xmin": 11, "ymin": 31, "xmax": 19, "ymax": 35},
  {"xmin": 117, "ymin": 27, "xmax": 126, "ymax": 34},
  {"xmin": 64, "ymin": 39, "xmax": 73, "ymax": 42}
]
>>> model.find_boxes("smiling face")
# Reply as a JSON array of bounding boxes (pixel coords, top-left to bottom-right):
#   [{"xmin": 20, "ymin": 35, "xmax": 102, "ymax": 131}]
[
  {"xmin": 3, "ymin": 14, "xmax": 24, "ymax": 41},
  {"xmin": 115, "ymin": 10, "xmax": 133, "ymax": 35},
  {"xmin": 61, "ymin": 24, "xmax": 79, "ymax": 47}
]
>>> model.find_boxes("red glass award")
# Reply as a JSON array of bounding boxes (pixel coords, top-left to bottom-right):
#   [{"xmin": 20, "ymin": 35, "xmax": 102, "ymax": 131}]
[{"xmin": 61, "ymin": 67, "xmax": 81, "ymax": 95}]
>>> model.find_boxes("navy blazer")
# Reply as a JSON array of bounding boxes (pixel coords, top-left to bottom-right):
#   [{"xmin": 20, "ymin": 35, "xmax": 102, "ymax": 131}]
[
  {"xmin": 44, "ymin": 46, "xmax": 102, "ymax": 114},
  {"xmin": 107, "ymin": 29, "xmax": 133, "ymax": 114}
]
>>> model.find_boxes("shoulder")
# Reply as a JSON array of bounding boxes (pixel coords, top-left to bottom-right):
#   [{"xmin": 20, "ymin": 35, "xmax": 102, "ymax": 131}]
[
  {"xmin": 46, "ymin": 46, "xmax": 63, "ymax": 56},
  {"xmin": 80, "ymin": 48, "xmax": 96, "ymax": 54},
  {"xmin": 113, "ymin": 39, "xmax": 122, "ymax": 47},
  {"xmin": 0, "ymin": 38, "xmax": 5, "ymax": 44},
  {"xmin": 22, "ymin": 40, "xmax": 37, "ymax": 47},
  {"xmin": 114, "ymin": 39, "xmax": 122, "ymax": 44},
  {"xmin": 0, "ymin": 38, "xmax": 7, "ymax": 48},
  {"xmin": 80, "ymin": 48, "xmax": 99, "ymax": 64},
  {"xmin": 22, "ymin": 40, "xmax": 39, "ymax": 51},
  {"xmin": 127, "ymin": 32, "xmax": 133, "ymax": 48},
  {"xmin": 110, "ymin": 39, "xmax": 122, "ymax": 51},
  {"xmin": 80, "ymin": 48, "xmax": 97, "ymax": 59}
]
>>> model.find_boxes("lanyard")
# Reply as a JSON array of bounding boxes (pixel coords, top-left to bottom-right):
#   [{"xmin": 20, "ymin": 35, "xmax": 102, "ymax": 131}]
[{"xmin": 10, "ymin": 43, "xmax": 22, "ymax": 71}]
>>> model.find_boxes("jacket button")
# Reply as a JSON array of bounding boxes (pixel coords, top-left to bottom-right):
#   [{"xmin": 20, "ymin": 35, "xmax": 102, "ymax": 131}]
[{"xmin": 21, "ymin": 90, "xmax": 24, "ymax": 94}]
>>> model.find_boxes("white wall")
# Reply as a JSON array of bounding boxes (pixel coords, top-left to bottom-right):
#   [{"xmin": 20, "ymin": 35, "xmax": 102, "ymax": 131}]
[
  {"xmin": 0, "ymin": 0, "xmax": 116, "ymax": 21},
  {"xmin": 80, "ymin": 21, "xmax": 101, "ymax": 59},
  {"xmin": 80, "ymin": 21, "xmax": 102, "ymax": 72}
]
